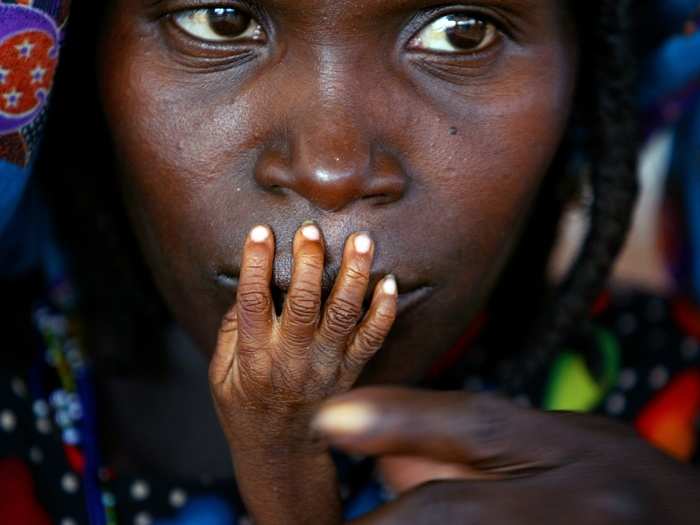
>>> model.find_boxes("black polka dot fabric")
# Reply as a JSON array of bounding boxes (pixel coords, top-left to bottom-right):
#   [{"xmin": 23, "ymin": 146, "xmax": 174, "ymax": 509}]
[{"xmin": 1, "ymin": 290, "xmax": 699, "ymax": 523}]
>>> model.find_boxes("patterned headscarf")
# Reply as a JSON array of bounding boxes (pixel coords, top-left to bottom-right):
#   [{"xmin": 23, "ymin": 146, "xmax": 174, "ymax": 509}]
[{"xmin": 0, "ymin": 0, "xmax": 69, "ymax": 277}]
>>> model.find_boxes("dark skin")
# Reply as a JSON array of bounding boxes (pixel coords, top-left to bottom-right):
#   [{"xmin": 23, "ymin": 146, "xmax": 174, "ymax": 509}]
[{"xmin": 96, "ymin": 0, "xmax": 700, "ymax": 523}]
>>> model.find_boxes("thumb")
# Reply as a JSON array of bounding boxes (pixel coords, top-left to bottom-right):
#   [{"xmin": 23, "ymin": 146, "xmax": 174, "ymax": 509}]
[{"xmin": 312, "ymin": 387, "xmax": 575, "ymax": 475}]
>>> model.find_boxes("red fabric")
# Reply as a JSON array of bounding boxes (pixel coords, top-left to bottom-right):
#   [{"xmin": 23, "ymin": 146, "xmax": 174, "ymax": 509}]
[
  {"xmin": 0, "ymin": 458, "xmax": 51, "ymax": 525},
  {"xmin": 672, "ymin": 297, "xmax": 700, "ymax": 341},
  {"xmin": 425, "ymin": 312, "xmax": 487, "ymax": 381},
  {"xmin": 64, "ymin": 444, "xmax": 85, "ymax": 475},
  {"xmin": 636, "ymin": 369, "xmax": 700, "ymax": 461}
]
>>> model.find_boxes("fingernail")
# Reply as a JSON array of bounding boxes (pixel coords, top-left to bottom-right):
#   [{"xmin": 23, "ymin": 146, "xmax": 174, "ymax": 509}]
[
  {"xmin": 250, "ymin": 225, "xmax": 269, "ymax": 243},
  {"xmin": 313, "ymin": 402, "xmax": 377, "ymax": 436},
  {"xmin": 354, "ymin": 233, "xmax": 372, "ymax": 254},
  {"xmin": 301, "ymin": 223, "xmax": 321, "ymax": 242},
  {"xmin": 383, "ymin": 275, "xmax": 397, "ymax": 296}
]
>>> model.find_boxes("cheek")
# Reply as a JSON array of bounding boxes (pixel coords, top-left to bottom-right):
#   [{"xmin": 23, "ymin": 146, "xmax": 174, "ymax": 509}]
[
  {"xmin": 99, "ymin": 41, "xmax": 270, "ymax": 349},
  {"xmin": 97, "ymin": 11, "xmax": 576, "ymax": 357},
  {"xmin": 411, "ymin": 60, "xmax": 574, "ymax": 274}
]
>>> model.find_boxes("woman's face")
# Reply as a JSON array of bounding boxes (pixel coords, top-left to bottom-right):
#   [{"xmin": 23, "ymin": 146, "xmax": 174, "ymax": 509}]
[{"xmin": 99, "ymin": 0, "xmax": 577, "ymax": 384}]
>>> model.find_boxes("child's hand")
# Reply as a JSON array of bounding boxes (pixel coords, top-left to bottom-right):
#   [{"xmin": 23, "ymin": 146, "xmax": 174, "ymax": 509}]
[
  {"xmin": 208, "ymin": 222, "xmax": 397, "ymax": 525},
  {"xmin": 210, "ymin": 222, "xmax": 397, "ymax": 441},
  {"xmin": 315, "ymin": 388, "xmax": 700, "ymax": 525}
]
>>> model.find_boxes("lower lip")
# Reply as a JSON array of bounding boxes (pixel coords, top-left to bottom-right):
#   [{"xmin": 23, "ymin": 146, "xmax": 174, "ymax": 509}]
[{"xmin": 215, "ymin": 274, "xmax": 432, "ymax": 318}]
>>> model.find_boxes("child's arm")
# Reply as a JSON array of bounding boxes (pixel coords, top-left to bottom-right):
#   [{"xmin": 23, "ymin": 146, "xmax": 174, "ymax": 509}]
[{"xmin": 209, "ymin": 223, "xmax": 397, "ymax": 525}]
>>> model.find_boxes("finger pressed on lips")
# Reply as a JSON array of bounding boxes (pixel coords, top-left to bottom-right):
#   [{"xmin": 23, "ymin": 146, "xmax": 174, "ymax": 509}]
[
  {"xmin": 316, "ymin": 231, "xmax": 376, "ymax": 348},
  {"xmin": 279, "ymin": 221, "xmax": 326, "ymax": 350},
  {"xmin": 223, "ymin": 223, "xmax": 398, "ymax": 385},
  {"xmin": 236, "ymin": 224, "xmax": 276, "ymax": 347}
]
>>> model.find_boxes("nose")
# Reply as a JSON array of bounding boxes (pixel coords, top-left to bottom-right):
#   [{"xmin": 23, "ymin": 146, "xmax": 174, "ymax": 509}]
[{"xmin": 255, "ymin": 116, "xmax": 407, "ymax": 212}]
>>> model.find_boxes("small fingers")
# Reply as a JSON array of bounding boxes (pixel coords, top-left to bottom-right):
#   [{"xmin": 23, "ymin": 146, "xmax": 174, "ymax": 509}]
[
  {"xmin": 317, "ymin": 232, "xmax": 374, "ymax": 350},
  {"xmin": 340, "ymin": 275, "xmax": 397, "ymax": 386},
  {"xmin": 236, "ymin": 225, "xmax": 276, "ymax": 348},
  {"xmin": 280, "ymin": 221, "xmax": 325, "ymax": 351}
]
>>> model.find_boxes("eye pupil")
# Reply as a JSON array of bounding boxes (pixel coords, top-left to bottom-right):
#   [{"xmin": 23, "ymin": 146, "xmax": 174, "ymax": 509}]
[
  {"xmin": 207, "ymin": 7, "xmax": 250, "ymax": 37},
  {"xmin": 445, "ymin": 16, "xmax": 488, "ymax": 50}
]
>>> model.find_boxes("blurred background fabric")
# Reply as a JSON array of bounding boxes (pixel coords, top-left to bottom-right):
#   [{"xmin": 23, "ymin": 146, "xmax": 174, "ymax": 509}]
[{"xmin": 642, "ymin": 2, "xmax": 700, "ymax": 303}]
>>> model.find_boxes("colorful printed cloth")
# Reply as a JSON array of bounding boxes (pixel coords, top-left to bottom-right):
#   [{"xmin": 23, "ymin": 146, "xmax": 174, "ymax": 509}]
[
  {"xmin": 0, "ymin": 0, "xmax": 69, "ymax": 277},
  {"xmin": 1, "ymin": 2, "xmax": 700, "ymax": 523},
  {"xmin": 1, "ymin": 290, "xmax": 699, "ymax": 524}
]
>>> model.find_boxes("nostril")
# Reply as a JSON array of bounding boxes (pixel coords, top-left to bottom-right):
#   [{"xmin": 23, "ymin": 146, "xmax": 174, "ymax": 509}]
[{"xmin": 362, "ymin": 193, "xmax": 391, "ymax": 205}]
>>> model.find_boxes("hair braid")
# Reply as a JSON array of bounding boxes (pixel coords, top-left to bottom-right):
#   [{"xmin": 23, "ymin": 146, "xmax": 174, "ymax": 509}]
[{"xmin": 504, "ymin": 0, "xmax": 639, "ymax": 389}]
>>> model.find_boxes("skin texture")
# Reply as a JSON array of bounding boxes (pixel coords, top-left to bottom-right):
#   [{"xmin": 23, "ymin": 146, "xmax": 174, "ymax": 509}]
[
  {"xmin": 99, "ymin": 0, "xmax": 577, "ymax": 386},
  {"xmin": 95, "ymin": 0, "xmax": 700, "ymax": 523},
  {"xmin": 316, "ymin": 388, "xmax": 700, "ymax": 524}
]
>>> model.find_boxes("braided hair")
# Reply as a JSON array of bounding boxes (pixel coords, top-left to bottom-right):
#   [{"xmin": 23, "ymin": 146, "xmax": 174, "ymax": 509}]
[
  {"xmin": 489, "ymin": 0, "xmax": 639, "ymax": 390},
  {"xmin": 38, "ymin": 0, "xmax": 639, "ymax": 380}
]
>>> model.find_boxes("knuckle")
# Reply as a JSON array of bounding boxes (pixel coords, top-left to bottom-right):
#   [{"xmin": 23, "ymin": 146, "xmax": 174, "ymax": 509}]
[
  {"xmin": 244, "ymin": 255, "xmax": 269, "ymax": 272},
  {"xmin": 325, "ymin": 298, "xmax": 362, "ymax": 335},
  {"xmin": 238, "ymin": 286, "xmax": 271, "ymax": 315},
  {"xmin": 344, "ymin": 265, "xmax": 369, "ymax": 284},
  {"xmin": 237, "ymin": 323, "xmax": 269, "ymax": 351},
  {"xmin": 312, "ymin": 343, "xmax": 342, "ymax": 370},
  {"xmin": 296, "ymin": 254, "xmax": 324, "ymax": 273},
  {"xmin": 355, "ymin": 323, "xmax": 387, "ymax": 353},
  {"xmin": 281, "ymin": 329, "xmax": 311, "ymax": 351},
  {"xmin": 373, "ymin": 307, "xmax": 396, "ymax": 327},
  {"xmin": 286, "ymin": 287, "xmax": 321, "ymax": 321}
]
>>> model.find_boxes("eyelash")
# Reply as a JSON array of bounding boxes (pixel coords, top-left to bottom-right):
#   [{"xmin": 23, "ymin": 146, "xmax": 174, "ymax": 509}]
[{"xmin": 158, "ymin": 3, "xmax": 514, "ymax": 60}]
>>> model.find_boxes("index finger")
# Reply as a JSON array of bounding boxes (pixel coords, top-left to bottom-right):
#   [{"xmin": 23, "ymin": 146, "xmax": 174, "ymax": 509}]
[{"xmin": 236, "ymin": 225, "xmax": 276, "ymax": 348}]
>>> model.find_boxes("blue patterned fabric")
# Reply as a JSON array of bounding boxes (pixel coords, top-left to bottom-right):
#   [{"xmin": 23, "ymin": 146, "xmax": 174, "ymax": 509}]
[
  {"xmin": 640, "ymin": 3, "xmax": 700, "ymax": 303},
  {"xmin": 0, "ymin": 0, "xmax": 69, "ymax": 277}
]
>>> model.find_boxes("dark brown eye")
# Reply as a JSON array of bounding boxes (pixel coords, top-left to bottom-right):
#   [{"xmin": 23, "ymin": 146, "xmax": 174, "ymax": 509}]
[
  {"xmin": 411, "ymin": 14, "xmax": 498, "ymax": 53},
  {"xmin": 208, "ymin": 8, "xmax": 250, "ymax": 38},
  {"xmin": 446, "ymin": 17, "xmax": 490, "ymax": 49},
  {"xmin": 173, "ymin": 8, "xmax": 264, "ymax": 43}
]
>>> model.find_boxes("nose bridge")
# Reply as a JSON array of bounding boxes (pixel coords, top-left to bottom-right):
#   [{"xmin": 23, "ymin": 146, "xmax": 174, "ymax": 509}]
[
  {"xmin": 287, "ymin": 47, "xmax": 373, "ymax": 210},
  {"xmin": 254, "ymin": 42, "xmax": 407, "ymax": 212}
]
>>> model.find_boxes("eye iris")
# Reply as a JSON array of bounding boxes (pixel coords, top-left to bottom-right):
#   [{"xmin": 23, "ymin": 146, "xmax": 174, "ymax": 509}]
[
  {"xmin": 207, "ymin": 7, "xmax": 250, "ymax": 38},
  {"xmin": 445, "ymin": 16, "xmax": 488, "ymax": 50}
]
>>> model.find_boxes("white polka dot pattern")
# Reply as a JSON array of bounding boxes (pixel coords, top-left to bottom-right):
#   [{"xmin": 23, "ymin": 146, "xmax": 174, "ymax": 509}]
[
  {"xmin": 169, "ymin": 488, "xmax": 187, "ymax": 508},
  {"xmin": 29, "ymin": 446, "xmax": 43, "ymax": 464},
  {"xmin": 618, "ymin": 369, "xmax": 637, "ymax": 391},
  {"xmin": 649, "ymin": 366, "xmax": 669, "ymax": 390},
  {"xmin": 61, "ymin": 472, "xmax": 79, "ymax": 494},
  {"xmin": 131, "ymin": 480, "xmax": 150, "ymax": 501},
  {"xmin": 0, "ymin": 410, "xmax": 16, "ymax": 432},
  {"xmin": 606, "ymin": 394, "xmax": 626, "ymax": 416}
]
